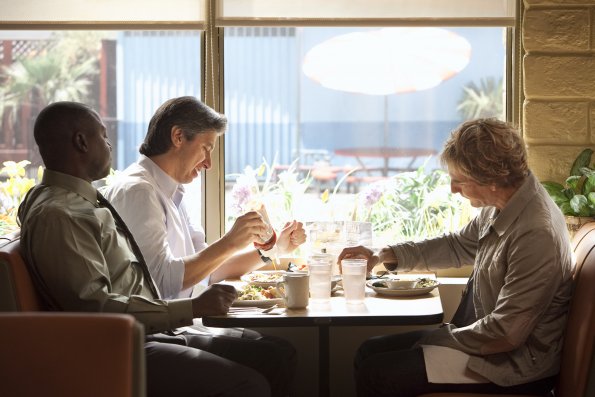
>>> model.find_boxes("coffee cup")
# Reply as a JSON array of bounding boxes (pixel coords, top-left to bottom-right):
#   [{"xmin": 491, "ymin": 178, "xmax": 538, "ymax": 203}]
[{"xmin": 276, "ymin": 273, "xmax": 309, "ymax": 309}]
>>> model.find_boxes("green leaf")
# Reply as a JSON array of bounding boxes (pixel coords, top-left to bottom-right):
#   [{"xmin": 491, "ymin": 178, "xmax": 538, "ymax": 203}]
[
  {"xmin": 584, "ymin": 174, "xmax": 595, "ymax": 195},
  {"xmin": 542, "ymin": 181, "xmax": 569, "ymax": 205},
  {"xmin": 570, "ymin": 148, "xmax": 593, "ymax": 176},
  {"xmin": 563, "ymin": 188, "xmax": 575, "ymax": 200},
  {"xmin": 588, "ymin": 192, "xmax": 595, "ymax": 206},
  {"xmin": 560, "ymin": 202, "xmax": 574, "ymax": 216},
  {"xmin": 570, "ymin": 195, "xmax": 591, "ymax": 216},
  {"xmin": 566, "ymin": 175, "xmax": 582, "ymax": 192}
]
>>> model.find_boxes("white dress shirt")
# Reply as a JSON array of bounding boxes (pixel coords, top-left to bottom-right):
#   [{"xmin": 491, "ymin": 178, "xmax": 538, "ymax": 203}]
[{"xmin": 101, "ymin": 156, "xmax": 208, "ymax": 299}]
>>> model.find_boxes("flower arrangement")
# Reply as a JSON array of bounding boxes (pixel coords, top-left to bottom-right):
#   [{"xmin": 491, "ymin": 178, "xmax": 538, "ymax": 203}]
[
  {"xmin": 227, "ymin": 158, "xmax": 313, "ymax": 230},
  {"xmin": 0, "ymin": 160, "xmax": 42, "ymax": 235},
  {"xmin": 352, "ymin": 166, "xmax": 473, "ymax": 244},
  {"xmin": 226, "ymin": 157, "xmax": 473, "ymax": 246}
]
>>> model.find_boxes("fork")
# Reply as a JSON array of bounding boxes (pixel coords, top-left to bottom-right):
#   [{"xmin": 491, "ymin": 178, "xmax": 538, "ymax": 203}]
[{"xmin": 260, "ymin": 304, "xmax": 278, "ymax": 313}]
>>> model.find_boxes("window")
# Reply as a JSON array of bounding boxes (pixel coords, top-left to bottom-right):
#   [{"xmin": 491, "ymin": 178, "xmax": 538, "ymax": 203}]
[
  {"xmin": 0, "ymin": 0, "xmax": 516, "ymax": 249},
  {"xmin": 0, "ymin": 30, "xmax": 202, "ymax": 231},
  {"xmin": 223, "ymin": 25, "xmax": 507, "ymax": 250}
]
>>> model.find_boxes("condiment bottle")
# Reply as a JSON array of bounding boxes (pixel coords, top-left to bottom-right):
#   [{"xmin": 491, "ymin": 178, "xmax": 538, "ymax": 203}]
[{"xmin": 251, "ymin": 203, "xmax": 277, "ymax": 251}]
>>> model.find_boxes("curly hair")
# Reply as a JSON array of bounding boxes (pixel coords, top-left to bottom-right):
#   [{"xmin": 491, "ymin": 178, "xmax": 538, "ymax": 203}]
[{"xmin": 440, "ymin": 118, "xmax": 529, "ymax": 188}]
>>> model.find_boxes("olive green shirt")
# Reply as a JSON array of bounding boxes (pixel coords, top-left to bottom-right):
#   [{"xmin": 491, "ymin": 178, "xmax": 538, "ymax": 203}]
[{"xmin": 18, "ymin": 170, "xmax": 193, "ymax": 334}]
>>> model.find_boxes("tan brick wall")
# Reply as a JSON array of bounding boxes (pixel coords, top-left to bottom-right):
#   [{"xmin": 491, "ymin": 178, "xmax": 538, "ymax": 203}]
[{"xmin": 522, "ymin": 1, "xmax": 595, "ymax": 183}]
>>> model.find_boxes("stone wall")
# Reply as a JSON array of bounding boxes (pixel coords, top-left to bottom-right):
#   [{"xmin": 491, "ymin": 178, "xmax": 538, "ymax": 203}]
[{"xmin": 523, "ymin": 0, "xmax": 595, "ymax": 183}]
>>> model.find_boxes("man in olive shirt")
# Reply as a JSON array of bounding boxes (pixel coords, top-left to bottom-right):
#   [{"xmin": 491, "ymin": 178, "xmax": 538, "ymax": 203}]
[{"xmin": 18, "ymin": 101, "xmax": 287, "ymax": 397}]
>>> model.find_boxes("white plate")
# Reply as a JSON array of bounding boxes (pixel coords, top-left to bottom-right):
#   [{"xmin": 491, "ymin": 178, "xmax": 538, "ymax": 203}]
[
  {"xmin": 240, "ymin": 270, "xmax": 287, "ymax": 287},
  {"xmin": 232, "ymin": 298, "xmax": 284, "ymax": 307},
  {"xmin": 366, "ymin": 280, "xmax": 439, "ymax": 297}
]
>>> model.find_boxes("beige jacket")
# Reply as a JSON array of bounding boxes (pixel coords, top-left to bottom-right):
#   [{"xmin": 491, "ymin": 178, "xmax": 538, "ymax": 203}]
[{"xmin": 392, "ymin": 173, "xmax": 574, "ymax": 386}]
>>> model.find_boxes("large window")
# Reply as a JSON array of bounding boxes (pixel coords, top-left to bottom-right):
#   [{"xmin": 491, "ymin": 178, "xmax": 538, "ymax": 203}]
[
  {"xmin": 0, "ymin": 30, "xmax": 202, "ymax": 231},
  {"xmin": 0, "ymin": 0, "xmax": 516, "ymax": 246},
  {"xmin": 223, "ymin": 26, "xmax": 506, "ymax": 248}
]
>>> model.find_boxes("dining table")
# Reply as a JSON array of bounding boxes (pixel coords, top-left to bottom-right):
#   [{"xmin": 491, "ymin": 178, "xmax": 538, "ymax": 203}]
[
  {"xmin": 203, "ymin": 277, "xmax": 444, "ymax": 397},
  {"xmin": 334, "ymin": 147, "xmax": 438, "ymax": 176}
]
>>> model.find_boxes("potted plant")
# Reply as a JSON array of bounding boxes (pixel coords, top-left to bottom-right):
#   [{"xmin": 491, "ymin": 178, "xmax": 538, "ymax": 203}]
[{"xmin": 542, "ymin": 148, "xmax": 595, "ymax": 237}]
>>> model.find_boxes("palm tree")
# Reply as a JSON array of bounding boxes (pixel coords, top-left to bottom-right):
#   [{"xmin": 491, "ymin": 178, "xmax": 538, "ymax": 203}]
[
  {"xmin": 457, "ymin": 77, "xmax": 504, "ymax": 120},
  {"xmin": 2, "ymin": 49, "xmax": 97, "ymax": 112},
  {"xmin": 0, "ymin": 32, "xmax": 101, "ymax": 167}
]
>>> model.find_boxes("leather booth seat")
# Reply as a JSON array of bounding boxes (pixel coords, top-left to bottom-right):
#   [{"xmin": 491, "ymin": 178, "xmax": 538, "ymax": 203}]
[{"xmin": 0, "ymin": 232, "xmax": 146, "ymax": 397}]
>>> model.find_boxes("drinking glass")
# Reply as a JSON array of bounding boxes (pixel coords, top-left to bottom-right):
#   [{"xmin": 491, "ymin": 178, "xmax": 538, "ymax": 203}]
[
  {"xmin": 308, "ymin": 258, "xmax": 332, "ymax": 303},
  {"xmin": 341, "ymin": 258, "xmax": 367, "ymax": 304}
]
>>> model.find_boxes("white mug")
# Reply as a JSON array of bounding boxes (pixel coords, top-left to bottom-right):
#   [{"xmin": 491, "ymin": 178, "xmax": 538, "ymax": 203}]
[{"xmin": 276, "ymin": 273, "xmax": 309, "ymax": 309}]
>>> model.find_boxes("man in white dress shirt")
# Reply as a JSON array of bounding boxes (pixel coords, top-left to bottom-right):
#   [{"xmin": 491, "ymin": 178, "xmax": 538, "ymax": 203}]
[
  {"xmin": 102, "ymin": 96, "xmax": 306, "ymax": 397},
  {"xmin": 103, "ymin": 96, "xmax": 306, "ymax": 299}
]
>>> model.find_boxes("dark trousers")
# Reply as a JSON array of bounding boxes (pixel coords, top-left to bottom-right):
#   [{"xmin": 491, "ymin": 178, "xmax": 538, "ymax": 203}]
[
  {"xmin": 145, "ymin": 328, "xmax": 296, "ymax": 397},
  {"xmin": 354, "ymin": 330, "xmax": 556, "ymax": 397}
]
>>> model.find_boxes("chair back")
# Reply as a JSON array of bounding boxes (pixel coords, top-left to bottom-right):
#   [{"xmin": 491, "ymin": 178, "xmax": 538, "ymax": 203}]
[
  {"xmin": 0, "ymin": 312, "xmax": 146, "ymax": 397},
  {"xmin": 558, "ymin": 223, "xmax": 595, "ymax": 397},
  {"xmin": 0, "ymin": 231, "xmax": 44, "ymax": 311}
]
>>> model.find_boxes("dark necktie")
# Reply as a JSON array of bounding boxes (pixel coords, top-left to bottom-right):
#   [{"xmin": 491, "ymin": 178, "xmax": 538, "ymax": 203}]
[{"xmin": 97, "ymin": 192, "xmax": 161, "ymax": 299}]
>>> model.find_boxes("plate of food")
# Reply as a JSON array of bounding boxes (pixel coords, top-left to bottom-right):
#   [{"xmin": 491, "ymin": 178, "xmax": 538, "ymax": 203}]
[
  {"xmin": 234, "ymin": 284, "xmax": 284, "ymax": 307},
  {"xmin": 240, "ymin": 270, "xmax": 288, "ymax": 287},
  {"xmin": 366, "ymin": 277, "xmax": 439, "ymax": 297}
]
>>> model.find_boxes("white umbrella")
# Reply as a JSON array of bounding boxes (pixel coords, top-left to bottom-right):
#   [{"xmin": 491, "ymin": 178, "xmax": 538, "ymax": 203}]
[{"xmin": 302, "ymin": 27, "xmax": 472, "ymax": 144}]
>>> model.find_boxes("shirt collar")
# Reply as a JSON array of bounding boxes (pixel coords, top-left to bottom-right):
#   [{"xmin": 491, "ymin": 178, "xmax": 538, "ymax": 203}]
[
  {"xmin": 41, "ymin": 169, "xmax": 98, "ymax": 205},
  {"xmin": 137, "ymin": 155, "xmax": 185, "ymax": 202},
  {"xmin": 490, "ymin": 172, "xmax": 538, "ymax": 237}
]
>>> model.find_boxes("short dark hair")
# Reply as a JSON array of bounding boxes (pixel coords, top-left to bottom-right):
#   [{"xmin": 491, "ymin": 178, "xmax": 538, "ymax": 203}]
[
  {"xmin": 441, "ymin": 118, "xmax": 529, "ymax": 188},
  {"xmin": 139, "ymin": 96, "xmax": 227, "ymax": 157},
  {"xmin": 33, "ymin": 101, "xmax": 95, "ymax": 166}
]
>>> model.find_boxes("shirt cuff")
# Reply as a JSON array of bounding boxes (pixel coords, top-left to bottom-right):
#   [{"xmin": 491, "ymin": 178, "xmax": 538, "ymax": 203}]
[{"xmin": 166, "ymin": 298, "xmax": 194, "ymax": 329}]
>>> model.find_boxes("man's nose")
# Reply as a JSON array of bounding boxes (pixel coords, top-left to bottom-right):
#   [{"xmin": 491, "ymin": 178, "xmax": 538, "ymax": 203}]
[{"xmin": 203, "ymin": 153, "xmax": 212, "ymax": 169}]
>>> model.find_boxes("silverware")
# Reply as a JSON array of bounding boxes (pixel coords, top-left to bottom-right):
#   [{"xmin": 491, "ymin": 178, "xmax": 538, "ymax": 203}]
[
  {"xmin": 260, "ymin": 304, "xmax": 278, "ymax": 313},
  {"xmin": 228, "ymin": 304, "xmax": 279, "ymax": 314}
]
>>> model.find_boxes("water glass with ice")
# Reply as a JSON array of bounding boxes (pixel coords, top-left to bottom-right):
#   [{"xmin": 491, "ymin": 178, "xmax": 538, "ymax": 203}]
[{"xmin": 341, "ymin": 259, "xmax": 367, "ymax": 304}]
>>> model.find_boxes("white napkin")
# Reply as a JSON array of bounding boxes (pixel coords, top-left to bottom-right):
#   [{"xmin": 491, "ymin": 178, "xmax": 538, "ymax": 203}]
[{"xmin": 421, "ymin": 345, "xmax": 488, "ymax": 384}]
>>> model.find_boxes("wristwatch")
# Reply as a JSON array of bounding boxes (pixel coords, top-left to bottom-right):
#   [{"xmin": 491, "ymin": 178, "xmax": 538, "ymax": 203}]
[{"xmin": 256, "ymin": 248, "xmax": 273, "ymax": 265}]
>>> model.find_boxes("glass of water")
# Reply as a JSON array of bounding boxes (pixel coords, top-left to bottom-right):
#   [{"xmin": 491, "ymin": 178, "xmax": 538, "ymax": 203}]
[
  {"xmin": 308, "ymin": 258, "xmax": 332, "ymax": 303},
  {"xmin": 341, "ymin": 258, "xmax": 367, "ymax": 304}
]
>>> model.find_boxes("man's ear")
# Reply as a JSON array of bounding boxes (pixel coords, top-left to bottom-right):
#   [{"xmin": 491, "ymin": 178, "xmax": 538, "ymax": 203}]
[
  {"xmin": 171, "ymin": 126, "xmax": 184, "ymax": 148},
  {"xmin": 73, "ymin": 132, "xmax": 88, "ymax": 153}
]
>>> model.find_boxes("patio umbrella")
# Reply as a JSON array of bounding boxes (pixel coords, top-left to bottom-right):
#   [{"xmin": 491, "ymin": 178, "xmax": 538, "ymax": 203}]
[{"xmin": 302, "ymin": 27, "xmax": 472, "ymax": 145}]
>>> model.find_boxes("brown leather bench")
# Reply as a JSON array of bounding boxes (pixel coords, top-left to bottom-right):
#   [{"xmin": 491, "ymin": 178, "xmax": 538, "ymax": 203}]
[{"xmin": 0, "ymin": 231, "xmax": 146, "ymax": 397}]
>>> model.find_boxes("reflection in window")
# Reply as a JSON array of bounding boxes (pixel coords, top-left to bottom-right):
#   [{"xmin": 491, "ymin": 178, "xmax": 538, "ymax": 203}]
[{"xmin": 224, "ymin": 27, "xmax": 504, "ymax": 247}]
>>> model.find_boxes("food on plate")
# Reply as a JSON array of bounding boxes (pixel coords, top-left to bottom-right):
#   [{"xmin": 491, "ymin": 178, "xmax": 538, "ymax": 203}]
[
  {"xmin": 372, "ymin": 277, "xmax": 437, "ymax": 289},
  {"xmin": 237, "ymin": 285, "xmax": 282, "ymax": 301},
  {"xmin": 243, "ymin": 271, "xmax": 285, "ymax": 284},
  {"xmin": 415, "ymin": 277, "xmax": 436, "ymax": 288}
]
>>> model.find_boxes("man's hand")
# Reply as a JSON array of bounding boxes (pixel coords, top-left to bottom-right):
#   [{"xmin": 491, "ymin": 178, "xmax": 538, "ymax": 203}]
[
  {"xmin": 191, "ymin": 284, "xmax": 237, "ymax": 318},
  {"xmin": 223, "ymin": 211, "xmax": 267, "ymax": 251},
  {"xmin": 276, "ymin": 220, "xmax": 306, "ymax": 255},
  {"xmin": 337, "ymin": 245, "xmax": 379, "ymax": 274}
]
